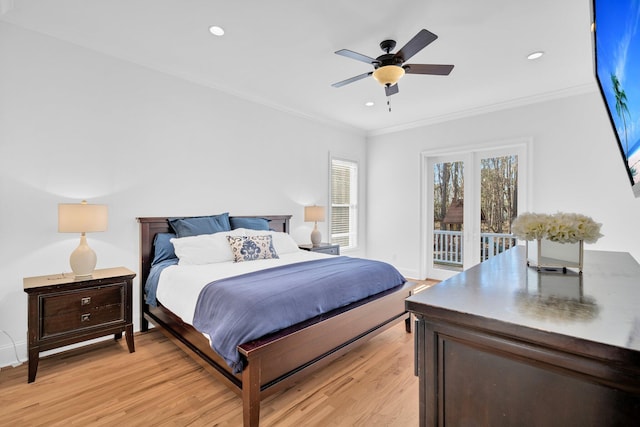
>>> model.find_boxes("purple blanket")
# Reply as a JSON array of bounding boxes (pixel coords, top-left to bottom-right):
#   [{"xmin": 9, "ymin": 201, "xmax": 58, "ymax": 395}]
[{"xmin": 192, "ymin": 256, "xmax": 406, "ymax": 373}]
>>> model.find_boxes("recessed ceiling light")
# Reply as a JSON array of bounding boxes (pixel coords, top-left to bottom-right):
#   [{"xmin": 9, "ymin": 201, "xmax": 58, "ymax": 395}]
[
  {"xmin": 365, "ymin": 101, "xmax": 375, "ymax": 107},
  {"xmin": 209, "ymin": 26, "xmax": 225, "ymax": 36},
  {"xmin": 527, "ymin": 51, "xmax": 544, "ymax": 60}
]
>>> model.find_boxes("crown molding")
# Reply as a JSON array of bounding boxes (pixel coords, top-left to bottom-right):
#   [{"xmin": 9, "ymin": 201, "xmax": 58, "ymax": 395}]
[{"xmin": 367, "ymin": 83, "xmax": 597, "ymax": 137}]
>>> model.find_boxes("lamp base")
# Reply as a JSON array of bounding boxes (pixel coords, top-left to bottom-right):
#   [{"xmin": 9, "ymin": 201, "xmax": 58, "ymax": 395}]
[
  {"xmin": 70, "ymin": 234, "xmax": 97, "ymax": 277},
  {"xmin": 310, "ymin": 225, "xmax": 322, "ymax": 247}
]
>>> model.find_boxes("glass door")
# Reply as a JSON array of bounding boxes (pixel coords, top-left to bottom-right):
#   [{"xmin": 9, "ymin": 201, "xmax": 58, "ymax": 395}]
[
  {"xmin": 423, "ymin": 144, "xmax": 526, "ymax": 280},
  {"xmin": 478, "ymin": 151, "xmax": 519, "ymax": 263},
  {"xmin": 426, "ymin": 153, "xmax": 473, "ymax": 280}
]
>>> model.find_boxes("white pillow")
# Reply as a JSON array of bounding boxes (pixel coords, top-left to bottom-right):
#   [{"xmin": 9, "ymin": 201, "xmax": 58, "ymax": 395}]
[
  {"xmin": 171, "ymin": 229, "xmax": 246, "ymax": 265},
  {"xmin": 243, "ymin": 229, "xmax": 301, "ymax": 254}
]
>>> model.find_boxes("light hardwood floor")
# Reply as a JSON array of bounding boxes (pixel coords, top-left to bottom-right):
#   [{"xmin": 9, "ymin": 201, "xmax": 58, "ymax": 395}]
[{"xmin": 0, "ymin": 323, "xmax": 419, "ymax": 426}]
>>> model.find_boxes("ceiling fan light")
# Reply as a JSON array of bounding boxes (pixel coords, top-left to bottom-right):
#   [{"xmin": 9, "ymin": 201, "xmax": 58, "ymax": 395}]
[{"xmin": 372, "ymin": 65, "xmax": 405, "ymax": 86}]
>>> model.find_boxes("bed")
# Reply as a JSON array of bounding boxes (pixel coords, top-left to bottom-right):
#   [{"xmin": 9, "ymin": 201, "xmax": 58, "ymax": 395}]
[{"xmin": 138, "ymin": 214, "xmax": 416, "ymax": 426}]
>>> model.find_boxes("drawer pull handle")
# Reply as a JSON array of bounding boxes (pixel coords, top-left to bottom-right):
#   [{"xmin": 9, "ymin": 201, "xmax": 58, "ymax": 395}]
[
  {"xmin": 81, "ymin": 297, "xmax": 91, "ymax": 306},
  {"xmin": 81, "ymin": 313, "xmax": 91, "ymax": 322}
]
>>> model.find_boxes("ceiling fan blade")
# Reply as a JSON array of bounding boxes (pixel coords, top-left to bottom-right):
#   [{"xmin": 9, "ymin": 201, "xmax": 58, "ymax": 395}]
[
  {"xmin": 404, "ymin": 64, "xmax": 454, "ymax": 75},
  {"xmin": 395, "ymin": 29, "xmax": 438, "ymax": 62},
  {"xmin": 332, "ymin": 71, "xmax": 373, "ymax": 88},
  {"xmin": 385, "ymin": 84, "xmax": 399, "ymax": 96},
  {"xmin": 335, "ymin": 49, "xmax": 378, "ymax": 65}
]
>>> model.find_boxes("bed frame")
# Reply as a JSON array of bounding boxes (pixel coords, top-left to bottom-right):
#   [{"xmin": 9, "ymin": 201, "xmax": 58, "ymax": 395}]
[{"xmin": 138, "ymin": 215, "xmax": 415, "ymax": 426}]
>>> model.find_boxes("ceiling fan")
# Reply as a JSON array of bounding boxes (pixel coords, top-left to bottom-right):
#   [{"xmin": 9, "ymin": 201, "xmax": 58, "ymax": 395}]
[{"xmin": 332, "ymin": 29, "xmax": 454, "ymax": 97}]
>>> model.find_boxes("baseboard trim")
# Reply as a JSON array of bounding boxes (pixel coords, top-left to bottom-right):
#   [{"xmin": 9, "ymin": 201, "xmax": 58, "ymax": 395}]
[{"xmin": 0, "ymin": 339, "xmax": 26, "ymax": 368}]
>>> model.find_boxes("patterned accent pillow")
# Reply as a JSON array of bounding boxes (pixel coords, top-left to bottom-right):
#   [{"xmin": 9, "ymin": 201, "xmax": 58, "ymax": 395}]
[{"xmin": 227, "ymin": 235, "xmax": 279, "ymax": 263}]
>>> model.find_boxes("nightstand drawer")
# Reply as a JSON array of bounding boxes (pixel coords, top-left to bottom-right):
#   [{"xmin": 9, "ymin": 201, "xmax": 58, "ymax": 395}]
[
  {"xmin": 40, "ymin": 284, "xmax": 125, "ymax": 337},
  {"xmin": 298, "ymin": 243, "xmax": 340, "ymax": 255},
  {"xmin": 314, "ymin": 245, "xmax": 339, "ymax": 255}
]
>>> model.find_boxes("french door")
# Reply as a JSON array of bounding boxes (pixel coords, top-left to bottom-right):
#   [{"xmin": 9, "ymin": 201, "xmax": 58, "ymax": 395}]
[{"xmin": 422, "ymin": 143, "xmax": 527, "ymax": 280}]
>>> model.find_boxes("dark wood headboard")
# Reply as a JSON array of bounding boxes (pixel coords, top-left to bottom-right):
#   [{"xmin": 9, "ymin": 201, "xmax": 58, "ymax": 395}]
[{"xmin": 137, "ymin": 215, "xmax": 292, "ymax": 294}]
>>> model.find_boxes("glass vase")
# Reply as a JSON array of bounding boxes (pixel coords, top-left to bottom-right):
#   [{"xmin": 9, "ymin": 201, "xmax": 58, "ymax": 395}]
[{"xmin": 526, "ymin": 238, "xmax": 584, "ymax": 273}]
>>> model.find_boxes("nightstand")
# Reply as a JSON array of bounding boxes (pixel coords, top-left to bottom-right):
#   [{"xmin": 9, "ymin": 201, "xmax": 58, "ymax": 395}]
[
  {"xmin": 23, "ymin": 267, "xmax": 136, "ymax": 383},
  {"xmin": 298, "ymin": 243, "xmax": 340, "ymax": 255}
]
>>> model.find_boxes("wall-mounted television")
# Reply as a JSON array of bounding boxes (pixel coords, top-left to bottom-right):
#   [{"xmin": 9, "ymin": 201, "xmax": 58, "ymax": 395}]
[{"xmin": 592, "ymin": 0, "xmax": 640, "ymax": 198}]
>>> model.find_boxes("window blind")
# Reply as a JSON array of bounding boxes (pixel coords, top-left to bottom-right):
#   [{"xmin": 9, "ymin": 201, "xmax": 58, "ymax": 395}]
[{"xmin": 331, "ymin": 159, "xmax": 358, "ymax": 249}]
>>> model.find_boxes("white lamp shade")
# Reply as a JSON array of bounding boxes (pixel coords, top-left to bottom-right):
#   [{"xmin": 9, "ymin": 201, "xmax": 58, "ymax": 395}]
[
  {"xmin": 58, "ymin": 202, "xmax": 108, "ymax": 233},
  {"xmin": 304, "ymin": 205, "xmax": 325, "ymax": 222}
]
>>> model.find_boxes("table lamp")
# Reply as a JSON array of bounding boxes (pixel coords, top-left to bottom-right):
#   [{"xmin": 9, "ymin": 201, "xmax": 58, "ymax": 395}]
[
  {"xmin": 58, "ymin": 200, "xmax": 108, "ymax": 277},
  {"xmin": 304, "ymin": 205, "xmax": 325, "ymax": 247}
]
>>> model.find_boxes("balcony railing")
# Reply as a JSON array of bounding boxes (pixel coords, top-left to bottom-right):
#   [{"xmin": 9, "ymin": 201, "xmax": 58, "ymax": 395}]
[{"xmin": 433, "ymin": 230, "xmax": 517, "ymax": 267}]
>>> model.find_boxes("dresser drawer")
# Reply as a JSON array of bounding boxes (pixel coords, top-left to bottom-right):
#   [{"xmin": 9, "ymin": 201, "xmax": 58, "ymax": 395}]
[{"xmin": 40, "ymin": 284, "xmax": 125, "ymax": 338}]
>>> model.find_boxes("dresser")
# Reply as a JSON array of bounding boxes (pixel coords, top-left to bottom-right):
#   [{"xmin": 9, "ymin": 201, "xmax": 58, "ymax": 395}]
[
  {"xmin": 406, "ymin": 247, "xmax": 640, "ymax": 426},
  {"xmin": 23, "ymin": 267, "xmax": 136, "ymax": 382}
]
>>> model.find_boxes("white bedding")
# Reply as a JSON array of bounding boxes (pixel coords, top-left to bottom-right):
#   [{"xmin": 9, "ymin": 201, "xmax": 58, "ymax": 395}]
[{"xmin": 156, "ymin": 250, "xmax": 332, "ymax": 324}]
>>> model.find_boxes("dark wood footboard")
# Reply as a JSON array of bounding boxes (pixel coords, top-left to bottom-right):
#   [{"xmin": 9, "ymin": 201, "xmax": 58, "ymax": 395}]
[{"xmin": 238, "ymin": 282, "xmax": 413, "ymax": 426}]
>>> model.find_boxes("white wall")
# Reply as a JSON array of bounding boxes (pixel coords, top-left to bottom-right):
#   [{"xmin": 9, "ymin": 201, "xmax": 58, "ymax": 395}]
[
  {"xmin": 0, "ymin": 23, "xmax": 367, "ymax": 366},
  {"xmin": 367, "ymin": 91, "xmax": 640, "ymax": 278}
]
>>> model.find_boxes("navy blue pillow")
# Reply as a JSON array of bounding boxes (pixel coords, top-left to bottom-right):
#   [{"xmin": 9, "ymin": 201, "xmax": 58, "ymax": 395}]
[
  {"xmin": 152, "ymin": 233, "xmax": 177, "ymax": 265},
  {"xmin": 229, "ymin": 217, "xmax": 270, "ymax": 231},
  {"xmin": 168, "ymin": 213, "xmax": 231, "ymax": 238}
]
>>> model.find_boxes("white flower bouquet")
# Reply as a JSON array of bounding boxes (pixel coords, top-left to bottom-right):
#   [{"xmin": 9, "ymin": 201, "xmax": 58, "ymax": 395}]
[{"xmin": 512, "ymin": 212, "xmax": 602, "ymax": 244}]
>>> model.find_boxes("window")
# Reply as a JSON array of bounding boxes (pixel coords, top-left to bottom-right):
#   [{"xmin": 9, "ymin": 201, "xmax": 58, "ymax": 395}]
[{"xmin": 330, "ymin": 158, "xmax": 358, "ymax": 249}]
